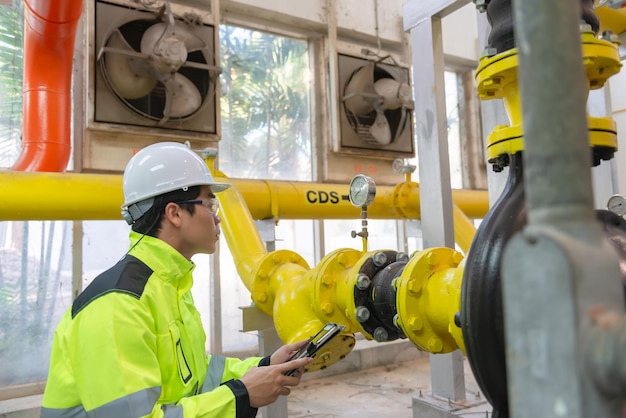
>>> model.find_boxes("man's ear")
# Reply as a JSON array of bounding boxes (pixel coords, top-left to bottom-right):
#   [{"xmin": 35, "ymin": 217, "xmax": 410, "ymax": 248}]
[{"xmin": 163, "ymin": 202, "xmax": 183, "ymax": 227}]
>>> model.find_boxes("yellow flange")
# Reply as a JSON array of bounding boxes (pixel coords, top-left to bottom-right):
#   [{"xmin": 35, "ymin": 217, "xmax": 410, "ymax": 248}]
[
  {"xmin": 485, "ymin": 116, "xmax": 617, "ymax": 162},
  {"xmin": 250, "ymin": 249, "xmax": 310, "ymax": 316},
  {"xmin": 312, "ymin": 248, "xmax": 365, "ymax": 334},
  {"xmin": 476, "ymin": 31, "xmax": 621, "ymax": 162},
  {"xmin": 394, "ymin": 247, "xmax": 464, "ymax": 354}
]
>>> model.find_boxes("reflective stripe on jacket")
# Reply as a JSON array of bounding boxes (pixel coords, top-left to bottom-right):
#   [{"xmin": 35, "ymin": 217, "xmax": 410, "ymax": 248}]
[{"xmin": 41, "ymin": 232, "xmax": 263, "ymax": 418}]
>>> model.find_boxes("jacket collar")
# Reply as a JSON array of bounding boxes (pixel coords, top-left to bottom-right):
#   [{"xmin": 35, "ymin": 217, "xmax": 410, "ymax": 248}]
[{"xmin": 127, "ymin": 231, "xmax": 195, "ymax": 294}]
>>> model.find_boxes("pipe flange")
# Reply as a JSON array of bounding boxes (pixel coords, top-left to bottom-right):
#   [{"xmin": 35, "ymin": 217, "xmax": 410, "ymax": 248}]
[
  {"xmin": 391, "ymin": 181, "xmax": 420, "ymax": 218},
  {"xmin": 251, "ymin": 249, "xmax": 310, "ymax": 316},
  {"xmin": 395, "ymin": 248, "xmax": 463, "ymax": 353},
  {"xmin": 581, "ymin": 32, "xmax": 622, "ymax": 89},
  {"xmin": 475, "ymin": 49, "xmax": 518, "ymax": 100},
  {"xmin": 313, "ymin": 248, "xmax": 363, "ymax": 329}
]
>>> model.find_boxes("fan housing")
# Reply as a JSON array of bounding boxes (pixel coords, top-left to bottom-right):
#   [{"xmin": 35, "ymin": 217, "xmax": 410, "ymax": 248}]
[
  {"xmin": 337, "ymin": 54, "xmax": 414, "ymax": 158},
  {"xmin": 94, "ymin": 0, "xmax": 219, "ymax": 136}
]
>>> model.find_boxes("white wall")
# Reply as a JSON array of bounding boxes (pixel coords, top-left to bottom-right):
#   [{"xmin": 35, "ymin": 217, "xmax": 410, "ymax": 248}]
[
  {"xmin": 442, "ymin": 3, "xmax": 480, "ymax": 65},
  {"xmin": 222, "ymin": 0, "xmax": 409, "ymax": 47},
  {"xmin": 222, "ymin": 0, "xmax": 479, "ymax": 63}
]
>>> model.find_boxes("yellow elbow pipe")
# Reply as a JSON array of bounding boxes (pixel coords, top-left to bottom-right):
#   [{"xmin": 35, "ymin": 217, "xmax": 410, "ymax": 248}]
[
  {"xmin": 216, "ymin": 178, "xmax": 268, "ymax": 291},
  {"xmin": 214, "ymin": 168, "xmax": 355, "ymax": 372}
]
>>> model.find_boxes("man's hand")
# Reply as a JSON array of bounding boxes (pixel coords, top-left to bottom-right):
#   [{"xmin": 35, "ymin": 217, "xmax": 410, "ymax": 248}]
[
  {"xmin": 239, "ymin": 356, "xmax": 313, "ymax": 407},
  {"xmin": 269, "ymin": 339, "xmax": 310, "ymax": 365}
]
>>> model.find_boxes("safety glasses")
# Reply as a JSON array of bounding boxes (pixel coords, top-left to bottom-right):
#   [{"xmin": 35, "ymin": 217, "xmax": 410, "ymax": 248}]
[{"xmin": 175, "ymin": 198, "xmax": 219, "ymax": 215}]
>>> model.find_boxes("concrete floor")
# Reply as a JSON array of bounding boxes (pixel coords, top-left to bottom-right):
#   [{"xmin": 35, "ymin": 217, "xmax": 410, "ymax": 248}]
[{"xmin": 288, "ymin": 348, "xmax": 493, "ymax": 418}]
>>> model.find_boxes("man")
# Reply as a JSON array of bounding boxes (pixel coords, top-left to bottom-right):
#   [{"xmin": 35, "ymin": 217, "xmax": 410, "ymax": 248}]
[{"xmin": 42, "ymin": 142, "xmax": 311, "ymax": 417}]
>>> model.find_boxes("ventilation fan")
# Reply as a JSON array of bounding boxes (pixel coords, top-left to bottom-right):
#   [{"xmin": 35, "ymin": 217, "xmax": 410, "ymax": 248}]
[
  {"xmin": 338, "ymin": 54, "xmax": 414, "ymax": 156},
  {"xmin": 94, "ymin": 0, "xmax": 220, "ymax": 135}
]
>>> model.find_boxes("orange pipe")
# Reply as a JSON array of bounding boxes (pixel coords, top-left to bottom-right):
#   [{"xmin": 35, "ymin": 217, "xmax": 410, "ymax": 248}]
[{"xmin": 11, "ymin": 0, "xmax": 83, "ymax": 172}]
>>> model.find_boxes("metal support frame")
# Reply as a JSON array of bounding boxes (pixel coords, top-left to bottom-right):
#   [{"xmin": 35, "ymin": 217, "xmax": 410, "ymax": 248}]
[
  {"xmin": 502, "ymin": 1, "xmax": 625, "ymax": 417},
  {"xmin": 403, "ymin": 1, "xmax": 480, "ymax": 415}
]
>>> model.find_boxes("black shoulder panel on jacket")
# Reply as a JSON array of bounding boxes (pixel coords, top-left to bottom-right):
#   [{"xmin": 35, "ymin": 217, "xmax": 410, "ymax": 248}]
[{"xmin": 71, "ymin": 255, "xmax": 153, "ymax": 319}]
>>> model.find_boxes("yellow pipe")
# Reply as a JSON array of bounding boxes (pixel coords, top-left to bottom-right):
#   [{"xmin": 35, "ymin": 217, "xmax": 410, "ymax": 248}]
[
  {"xmin": 452, "ymin": 204, "xmax": 475, "ymax": 255},
  {"xmin": 596, "ymin": 5, "xmax": 626, "ymax": 35},
  {"xmin": 216, "ymin": 176, "xmax": 269, "ymax": 292},
  {"xmin": 214, "ymin": 167, "xmax": 356, "ymax": 372},
  {"xmin": 0, "ymin": 167, "xmax": 476, "ymax": 365},
  {"xmin": 0, "ymin": 171, "xmax": 489, "ymax": 221}
]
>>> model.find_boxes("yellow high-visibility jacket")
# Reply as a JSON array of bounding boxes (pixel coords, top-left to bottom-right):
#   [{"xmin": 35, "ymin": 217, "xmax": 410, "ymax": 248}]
[{"xmin": 42, "ymin": 232, "xmax": 267, "ymax": 418}]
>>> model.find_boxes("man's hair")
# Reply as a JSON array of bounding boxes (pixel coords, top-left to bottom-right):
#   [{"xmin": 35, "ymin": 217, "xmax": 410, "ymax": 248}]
[{"xmin": 132, "ymin": 186, "xmax": 201, "ymax": 237}]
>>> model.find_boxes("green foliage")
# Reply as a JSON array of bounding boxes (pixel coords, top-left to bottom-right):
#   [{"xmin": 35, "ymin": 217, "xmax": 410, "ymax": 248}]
[
  {"xmin": 219, "ymin": 26, "xmax": 311, "ymax": 180},
  {"xmin": 0, "ymin": 2, "xmax": 23, "ymax": 167}
]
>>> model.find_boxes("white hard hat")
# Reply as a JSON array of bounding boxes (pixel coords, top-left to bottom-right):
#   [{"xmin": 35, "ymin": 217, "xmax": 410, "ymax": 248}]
[{"xmin": 121, "ymin": 142, "xmax": 230, "ymax": 224}]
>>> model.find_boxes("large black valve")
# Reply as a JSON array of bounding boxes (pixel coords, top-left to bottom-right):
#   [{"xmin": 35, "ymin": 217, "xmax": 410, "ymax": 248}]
[
  {"xmin": 485, "ymin": 0, "xmax": 599, "ymax": 54},
  {"xmin": 464, "ymin": 3, "xmax": 615, "ymax": 416},
  {"xmin": 460, "ymin": 152, "xmax": 526, "ymax": 418},
  {"xmin": 461, "ymin": 151, "xmax": 626, "ymax": 418}
]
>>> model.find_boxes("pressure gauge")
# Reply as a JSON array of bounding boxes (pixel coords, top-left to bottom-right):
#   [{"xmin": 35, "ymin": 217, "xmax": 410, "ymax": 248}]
[
  {"xmin": 607, "ymin": 194, "xmax": 626, "ymax": 216},
  {"xmin": 349, "ymin": 174, "xmax": 376, "ymax": 207}
]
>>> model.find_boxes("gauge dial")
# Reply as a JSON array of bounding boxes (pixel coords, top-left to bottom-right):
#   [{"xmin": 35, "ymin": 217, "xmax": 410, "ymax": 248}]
[
  {"xmin": 349, "ymin": 174, "xmax": 376, "ymax": 207},
  {"xmin": 607, "ymin": 194, "xmax": 626, "ymax": 216}
]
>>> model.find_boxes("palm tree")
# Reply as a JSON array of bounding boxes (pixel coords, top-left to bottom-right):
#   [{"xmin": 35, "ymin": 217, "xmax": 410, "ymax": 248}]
[{"xmin": 0, "ymin": 1, "xmax": 23, "ymax": 168}]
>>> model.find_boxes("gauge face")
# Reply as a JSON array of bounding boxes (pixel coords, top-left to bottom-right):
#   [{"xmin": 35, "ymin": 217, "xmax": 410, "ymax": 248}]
[
  {"xmin": 607, "ymin": 194, "xmax": 626, "ymax": 216},
  {"xmin": 349, "ymin": 174, "xmax": 376, "ymax": 207}
]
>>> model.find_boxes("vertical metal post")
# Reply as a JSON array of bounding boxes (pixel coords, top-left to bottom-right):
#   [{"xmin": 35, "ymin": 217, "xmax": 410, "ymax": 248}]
[
  {"xmin": 209, "ymin": 244, "xmax": 223, "ymax": 355},
  {"xmin": 502, "ymin": 1, "xmax": 624, "ymax": 416},
  {"xmin": 404, "ymin": 0, "xmax": 469, "ymax": 404},
  {"xmin": 72, "ymin": 220, "xmax": 83, "ymax": 298},
  {"xmin": 512, "ymin": 1, "xmax": 593, "ymax": 224},
  {"xmin": 250, "ymin": 219, "xmax": 288, "ymax": 418}
]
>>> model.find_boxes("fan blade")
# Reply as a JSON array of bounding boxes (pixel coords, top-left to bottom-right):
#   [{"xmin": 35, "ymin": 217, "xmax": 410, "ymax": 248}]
[
  {"xmin": 369, "ymin": 111, "xmax": 392, "ymax": 145},
  {"xmin": 343, "ymin": 63, "xmax": 378, "ymax": 115},
  {"xmin": 163, "ymin": 73, "xmax": 202, "ymax": 120},
  {"xmin": 104, "ymin": 30, "xmax": 157, "ymax": 99},
  {"xmin": 374, "ymin": 78, "xmax": 412, "ymax": 110},
  {"xmin": 170, "ymin": 23, "xmax": 206, "ymax": 52}
]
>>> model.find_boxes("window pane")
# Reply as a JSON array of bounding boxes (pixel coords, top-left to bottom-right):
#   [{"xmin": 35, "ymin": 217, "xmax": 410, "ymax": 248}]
[
  {"xmin": 0, "ymin": 221, "xmax": 71, "ymax": 386},
  {"xmin": 219, "ymin": 25, "xmax": 311, "ymax": 181},
  {"xmin": 324, "ymin": 219, "xmax": 399, "ymax": 253},
  {"xmin": 407, "ymin": 70, "xmax": 464, "ymax": 189},
  {"xmin": 218, "ymin": 25, "xmax": 314, "ymax": 353},
  {"xmin": 0, "ymin": 2, "xmax": 24, "ymax": 168}
]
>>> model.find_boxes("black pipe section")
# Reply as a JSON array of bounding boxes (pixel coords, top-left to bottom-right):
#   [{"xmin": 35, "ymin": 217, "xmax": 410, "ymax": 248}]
[
  {"xmin": 485, "ymin": 0, "xmax": 599, "ymax": 54},
  {"xmin": 371, "ymin": 261, "xmax": 406, "ymax": 332},
  {"xmin": 460, "ymin": 151, "xmax": 526, "ymax": 418},
  {"xmin": 354, "ymin": 251, "xmax": 406, "ymax": 342}
]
